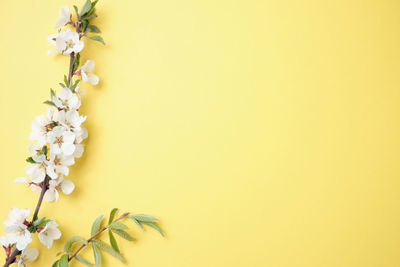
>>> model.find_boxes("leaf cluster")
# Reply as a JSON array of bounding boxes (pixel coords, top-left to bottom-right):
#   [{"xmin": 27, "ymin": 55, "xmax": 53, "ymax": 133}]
[{"xmin": 52, "ymin": 209, "xmax": 163, "ymax": 266}]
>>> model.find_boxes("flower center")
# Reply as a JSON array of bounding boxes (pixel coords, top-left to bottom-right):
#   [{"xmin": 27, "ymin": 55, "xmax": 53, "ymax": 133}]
[
  {"xmin": 55, "ymin": 136, "xmax": 63, "ymax": 146},
  {"xmin": 66, "ymin": 39, "xmax": 75, "ymax": 48}
]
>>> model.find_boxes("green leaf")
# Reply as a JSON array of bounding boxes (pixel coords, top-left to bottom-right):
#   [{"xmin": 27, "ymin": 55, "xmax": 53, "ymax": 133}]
[
  {"xmin": 128, "ymin": 214, "xmax": 159, "ymax": 223},
  {"xmin": 91, "ymin": 216, "xmax": 103, "ymax": 236},
  {"xmin": 109, "ymin": 222, "xmax": 128, "ymax": 230},
  {"xmin": 43, "ymin": 100, "xmax": 57, "ymax": 107},
  {"xmin": 43, "ymin": 145, "xmax": 48, "ymax": 156},
  {"xmin": 64, "ymin": 75, "xmax": 69, "ymax": 87},
  {"xmin": 87, "ymin": 25, "xmax": 100, "ymax": 33},
  {"xmin": 64, "ymin": 236, "xmax": 88, "ymax": 253},
  {"xmin": 92, "ymin": 243, "xmax": 101, "ymax": 267},
  {"xmin": 84, "ymin": 35, "xmax": 105, "ymax": 45},
  {"xmin": 75, "ymin": 255, "xmax": 93, "ymax": 266},
  {"xmin": 92, "ymin": 240, "xmax": 125, "ymax": 263},
  {"xmin": 52, "ymin": 259, "xmax": 60, "ymax": 267},
  {"xmin": 73, "ymin": 5, "xmax": 79, "ymax": 19},
  {"xmin": 70, "ymin": 79, "xmax": 80, "ymax": 92},
  {"xmin": 128, "ymin": 217, "xmax": 143, "ymax": 230},
  {"xmin": 142, "ymin": 222, "xmax": 164, "ymax": 237},
  {"xmin": 73, "ymin": 53, "xmax": 81, "ymax": 72},
  {"xmin": 59, "ymin": 254, "xmax": 69, "ymax": 267},
  {"xmin": 110, "ymin": 229, "xmax": 135, "ymax": 241},
  {"xmin": 50, "ymin": 88, "xmax": 56, "ymax": 98},
  {"xmin": 82, "ymin": 19, "xmax": 89, "ymax": 32},
  {"xmin": 28, "ymin": 225, "xmax": 36, "ymax": 233},
  {"xmin": 109, "ymin": 208, "xmax": 118, "ymax": 224},
  {"xmin": 80, "ymin": 0, "xmax": 92, "ymax": 16},
  {"xmin": 91, "ymin": 0, "xmax": 99, "ymax": 8},
  {"xmin": 26, "ymin": 157, "xmax": 36, "ymax": 164},
  {"xmin": 109, "ymin": 231, "xmax": 120, "ymax": 253}
]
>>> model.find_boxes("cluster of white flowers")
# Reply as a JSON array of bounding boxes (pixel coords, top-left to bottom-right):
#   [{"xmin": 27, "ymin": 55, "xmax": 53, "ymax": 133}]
[
  {"xmin": 0, "ymin": 208, "xmax": 59, "ymax": 264},
  {"xmin": 0, "ymin": 5, "xmax": 101, "ymax": 264},
  {"xmin": 15, "ymin": 85, "xmax": 87, "ymax": 202}
]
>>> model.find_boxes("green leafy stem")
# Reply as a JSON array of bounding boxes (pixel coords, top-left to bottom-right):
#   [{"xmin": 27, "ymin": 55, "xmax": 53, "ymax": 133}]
[{"xmin": 52, "ymin": 209, "xmax": 163, "ymax": 267}]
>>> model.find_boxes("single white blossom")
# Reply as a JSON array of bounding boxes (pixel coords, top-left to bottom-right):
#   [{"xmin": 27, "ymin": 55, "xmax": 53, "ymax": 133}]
[
  {"xmin": 55, "ymin": 109, "xmax": 87, "ymax": 132},
  {"xmin": 46, "ymin": 152, "xmax": 75, "ymax": 179},
  {"xmin": 47, "ymin": 126, "xmax": 76, "ymax": 156},
  {"xmin": 27, "ymin": 143, "xmax": 42, "ymax": 156},
  {"xmin": 29, "ymin": 108, "xmax": 57, "ymax": 146},
  {"xmin": 3, "ymin": 208, "xmax": 32, "ymax": 251},
  {"xmin": 52, "ymin": 87, "xmax": 81, "ymax": 110},
  {"xmin": 54, "ymin": 6, "xmax": 70, "ymax": 28},
  {"xmin": 80, "ymin": 60, "xmax": 99, "ymax": 85},
  {"xmin": 38, "ymin": 220, "xmax": 61, "ymax": 249},
  {"xmin": 44, "ymin": 176, "xmax": 75, "ymax": 202},
  {"xmin": 17, "ymin": 247, "xmax": 38, "ymax": 267},
  {"xmin": 25, "ymin": 155, "xmax": 47, "ymax": 183},
  {"xmin": 48, "ymin": 28, "xmax": 84, "ymax": 55}
]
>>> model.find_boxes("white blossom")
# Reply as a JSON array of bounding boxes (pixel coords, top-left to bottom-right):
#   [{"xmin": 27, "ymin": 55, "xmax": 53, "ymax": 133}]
[
  {"xmin": 46, "ymin": 152, "xmax": 75, "ymax": 179},
  {"xmin": 80, "ymin": 60, "xmax": 99, "ymax": 85},
  {"xmin": 55, "ymin": 109, "xmax": 87, "ymax": 132},
  {"xmin": 47, "ymin": 126, "xmax": 76, "ymax": 156},
  {"xmin": 38, "ymin": 220, "xmax": 61, "ymax": 249},
  {"xmin": 44, "ymin": 177, "xmax": 75, "ymax": 202},
  {"xmin": 54, "ymin": 6, "xmax": 70, "ymax": 28},
  {"xmin": 3, "ymin": 208, "xmax": 32, "ymax": 251},
  {"xmin": 48, "ymin": 28, "xmax": 84, "ymax": 55},
  {"xmin": 17, "ymin": 247, "xmax": 38, "ymax": 267},
  {"xmin": 29, "ymin": 108, "xmax": 57, "ymax": 146},
  {"xmin": 52, "ymin": 87, "xmax": 81, "ymax": 110},
  {"xmin": 25, "ymin": 155, "xmax": 47, "ymax": 183}
]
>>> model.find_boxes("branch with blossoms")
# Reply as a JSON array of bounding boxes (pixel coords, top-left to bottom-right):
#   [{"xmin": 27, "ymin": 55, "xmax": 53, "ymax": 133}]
[{"xmin": 1, "ymin": 1, "xmax": 163, "ymax": 267}]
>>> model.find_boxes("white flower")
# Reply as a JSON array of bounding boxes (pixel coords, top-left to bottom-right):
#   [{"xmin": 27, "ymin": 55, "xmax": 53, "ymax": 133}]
[
  {"xmin": 73, "ymin": 126, "xmax": 88, "ymax": 158},
  {"xmin": 48, "ymin": 28, "xmax": 84, "ymax": 55},
  {"xmin": 52, "ymin": 87, "xmax": 81, "ymax": 110},
  {"xmin": 54, "ymin": 6, "xmax": 70, "ymax": 28},
  {"xmin": 27, "ymin": 143, "xmax": 42, "ymax": 156},
  {"xmin": 47, "ymin": 126, "xmax": 76, "ymax": 156},
  {"xmin": 17, "ymin": 247, "xmax": 38, "ymax": 267},
  {"xmin": 44, "ymin": 177, "xmax": 75, "ymax": 202},
  {"xmin": 25, "ymin": 155, "xmax": 47, "ymax": 183},
  {"xmin": 46, "ymin": 152, "xmax": 75, "ymax": 179},
  {"xmin": 29, "ymin": 108, "xmax": 57, "ymax": 146},
  {"xmin": 3, "ymin": 208, "xmax": 32, "ymax": 251},
  {"xmin": 38, "ymin": 220, "xmax": 61, "ymax": 249},
  {"xmin": 80, "ymin": 60, "xmax": 99, "ymax": 85},
  {"xmin": 55, "ymin": 110, "xmax": 86, "ymax": 132}
]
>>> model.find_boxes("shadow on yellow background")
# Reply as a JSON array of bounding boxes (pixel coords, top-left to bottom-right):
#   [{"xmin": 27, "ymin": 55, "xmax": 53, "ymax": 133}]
[{"xmin": 0, "ymin": 0, "xmax": 400, "ymax": 266}]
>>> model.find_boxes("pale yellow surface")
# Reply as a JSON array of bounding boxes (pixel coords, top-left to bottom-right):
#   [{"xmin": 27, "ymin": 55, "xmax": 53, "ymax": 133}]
[{"xmin": 0, "ymin": 0, "xmax": 400, "ymax": 266}]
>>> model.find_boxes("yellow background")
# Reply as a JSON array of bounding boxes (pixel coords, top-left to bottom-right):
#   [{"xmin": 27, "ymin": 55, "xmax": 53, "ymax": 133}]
[{"xmin": 0, "ymin": 0, "xmax": 400, "ymax": 266}]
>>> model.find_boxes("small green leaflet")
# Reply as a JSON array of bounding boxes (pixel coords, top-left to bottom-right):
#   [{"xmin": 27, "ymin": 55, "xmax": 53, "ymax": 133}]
[
  {"xmin": 64, "ymin": 75, "xmax": 69, "ymax": 87},
  {"xmin": 92, "ymin": 240, "xmax": 125, "ymax": 263},
  {"xmin": 109, "ymin": 231, "xmax": 120, "ymax": 253},
  {"xmin": 52, "ymin": 259, "xmax": 60, "ymax": 267},
  {"xmin": 80, "ymin": 0, "xmax": 92, "ymax": 16},
  {"xmin": 128, "ymin": 214, "xmax": 159, "ymax": 223},
  {"xmin": 44, "ymin": 100, "xmax": 57, "ymax": 107},
  {"xmin": 109, "ymin": 222, "xmax": 128, "ymax": 230},
  {"xmin": 142, "ymin": 221, "xmax": 164, "ymax": 237},
  {"xmin": 64, "ymin": 236, "xmax": 88, "ymax": 253},
  {"xmin": 109, "ymin": 208, "xmax": 119, "ymax": 224},
  {"xmin": 110, "ymin": 229, "xmax": 135, "ymax": 241},
  {"xmin": 50, "ymin": 88, "xmax": 56, "ymax": 98},
  {"xmin": 75, "ymin": 255, "xmax": 93, "ymax": 266},
  {"xmin": 26, "ymin": 157, "xmax": 36, "ymax": 164},
  {"xmin": 92, "ymin": 242, "xmax": 101, "ymax": 267},
  {"xmin": 91, "ymin": 215, "xmax": 103, "ymax": 236},
  {"xmin": 84, "ymin": 35, "xmax": 105, "ymax": 45},
  {"xmin": 59, "ymin": 254, "xmax": 69, "ymax": 267},
  {"xmin": 73, "ymin": 5, "xmax": 79, "ymax": 19},
  {"xmin": 87, "ymin": 25, "xmax": 100, "ymax": 33}
]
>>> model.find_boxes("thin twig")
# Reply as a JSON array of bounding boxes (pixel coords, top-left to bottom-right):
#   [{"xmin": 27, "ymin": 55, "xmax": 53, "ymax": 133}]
[{"xmin": 68, "ymin": 213, "xmax": 129, "ymax": 262}]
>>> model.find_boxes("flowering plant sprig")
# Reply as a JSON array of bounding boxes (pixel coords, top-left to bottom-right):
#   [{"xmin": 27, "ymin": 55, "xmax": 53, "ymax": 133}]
[{"xmin": 1, "ymin": 1, "xmax": 163, "ymax": 266}]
